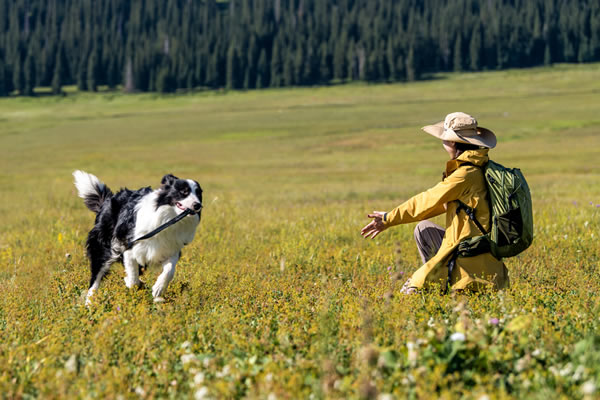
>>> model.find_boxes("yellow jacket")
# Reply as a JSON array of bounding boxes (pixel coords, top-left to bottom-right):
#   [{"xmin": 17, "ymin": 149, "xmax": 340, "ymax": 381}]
[{"xmin": 383, "ymin": 149, "xmax": 509, "ymax": 291}]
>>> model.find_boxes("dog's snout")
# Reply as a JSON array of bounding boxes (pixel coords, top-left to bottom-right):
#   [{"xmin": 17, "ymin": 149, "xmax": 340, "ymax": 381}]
[{"xmin": 193, "ymin": 202, "xmax": 203, "ymax": 211}]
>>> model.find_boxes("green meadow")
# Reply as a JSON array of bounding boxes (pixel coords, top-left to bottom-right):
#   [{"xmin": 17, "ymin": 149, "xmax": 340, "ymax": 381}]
[{"xmin": 1, "ymin": 64, "xmax": 599, "ymax": 399}]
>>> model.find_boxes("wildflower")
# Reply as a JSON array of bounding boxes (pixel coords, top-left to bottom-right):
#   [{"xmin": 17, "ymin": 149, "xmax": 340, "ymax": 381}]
[
  {"xmin": 427, "ymin": 317, "xmax": 435, "ymax": 327},
  {"xmin": 267, "ymin": 394, "xmax": 277, "ymax": 400},
  {"xmin": 135, "ymin": 387, "xmax": 146, "ymax": 397},
  {"xmin": 64, "ymin": 355, "xmax": 77, "ymax": 373},
  {"xmin": 582, "ymin": 380, "xmax": 596, "ymax": 395},
  {"xmin": 181, "ymin": 341, "xmax": 191, "ymax": 350},
  {"xmin": 488, "ymin": 317, "xmax": 499, "ymax": 325},
  {"xmin": 378, "ymin": 394, "xmax": 394, "ymax": 400},
  {"xmin": 559, "ymin": 363, "xmax": 573, "ymax": 377},
  {"xmin": 406, "ymin": 341, "xmax": 418, "ymax": 363},
  {"xmin": 216, "ymin": 365, "xmax": 230, "ymax": 378},
  {"xmin": 193, "ymin": 372, "xmax": 205, "ymax": 386},
  {"xmin": 194, "ymin": 387, "xmax": 210, "ymax": 400},
  {"xmin": 573, "ymin": 365, "xmax": 586, "ymax": 381},
  {"xmin": 181, "ymin": 354, "xmax": 197, "ymax": 365},
  {"xmin": 449, "ymin": 332, "xmax": 466, "ymax": 342}
]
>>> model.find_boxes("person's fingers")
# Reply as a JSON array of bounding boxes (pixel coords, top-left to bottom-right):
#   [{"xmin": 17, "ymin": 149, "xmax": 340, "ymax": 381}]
[
  {"xmin": 367, "ymin": 213, "xmax": 379, "ymax": 219},
  {"xmin": 361, "ymin": 222, "xmax": 374, "ymax": 233},
  {"xmin": 362, "ymin": 227, "xmax": 377, "ymax": 237}
]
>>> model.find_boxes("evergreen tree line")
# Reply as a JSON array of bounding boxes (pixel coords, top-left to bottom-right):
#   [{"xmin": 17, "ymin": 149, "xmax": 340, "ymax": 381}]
[{"xmin": 0, "ymin": 0, "xmax": 599, "ymax": 96}]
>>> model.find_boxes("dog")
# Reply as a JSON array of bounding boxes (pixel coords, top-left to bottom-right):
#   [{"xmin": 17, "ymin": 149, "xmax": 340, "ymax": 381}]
[{"xmin": 73, "ymin": 171, "xmax": 202, "ymax": 304}]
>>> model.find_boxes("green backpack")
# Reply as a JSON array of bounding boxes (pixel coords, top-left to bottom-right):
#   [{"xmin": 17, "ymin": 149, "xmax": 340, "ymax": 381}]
[{"xmin": 455, "ymin": 160, "xmax": 533, "ymax": 260}]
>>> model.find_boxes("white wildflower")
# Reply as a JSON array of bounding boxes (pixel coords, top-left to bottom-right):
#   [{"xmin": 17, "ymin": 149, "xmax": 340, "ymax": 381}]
[
  {"xmin": 427, "ymin": 317, "xmax": 435, "ymax": 327},
  {"xmin": 267, "ymin": 394, "xmax": 277, "ymax": 400},
  {"xmin": 582, "ymin": 380, "xmax": 596, "ymax": 395},
  {"xmin": 194, "ymin": 372, "xmax": 205, "ymax": 386},
  {"xmin": 135, "ymin": 387, "xmax": 146, "ymax": 397},
  {"xmin": 194, "ymin": 387, "xmax": 210, "ymax": 400},
  {"xmin": 449, "ymin": 332, "xmax": 466, "ymax": 342},
  {"xmin": 515, "ymin": 356, "xmax": 530, "ymax": 372},
  {"xmin": 265, "ymin": 373, "xmax": 273, "ymax": 383},
  {"xmin": 378, "ymin": 394, "xmax": 394, "ymax": 400},
  {"xmin": 478, "ymin": 395, "xmax": 490, "ymax": 400},
  {"xmin": 65, "ymin": 355, "xmax": 77, "ymax": 373},
  {"xmin": 181, "ymin": 341, "xmax": 191, "ymax": 350},
  {"xmin": 559, "ymin": 363, "xmax": 573, "ymax": 377},
  {"xmin": 181, "ymin": 354, "xmax": 197, "ymax": 365},
  {"xmin": 573, "ymin": 365, "xmax": 586, "ymax": 381},
  {"xmin": 216, "ymin": 365, "xmax": 231, "ymax": 378}
]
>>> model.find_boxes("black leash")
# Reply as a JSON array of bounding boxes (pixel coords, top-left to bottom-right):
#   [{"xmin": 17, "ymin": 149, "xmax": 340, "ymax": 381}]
[{"xmin": 126, "ymin": 208, "xmax": 195, "ymax": 250}]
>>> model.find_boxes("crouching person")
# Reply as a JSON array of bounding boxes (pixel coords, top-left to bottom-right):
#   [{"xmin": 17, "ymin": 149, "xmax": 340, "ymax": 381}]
[{"xmin": 361, "ymin": 112, "xmax": 509, "ymax": 294}]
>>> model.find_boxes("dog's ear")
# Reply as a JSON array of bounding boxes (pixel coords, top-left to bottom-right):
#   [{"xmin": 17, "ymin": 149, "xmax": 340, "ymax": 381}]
[{"xmin": 161, "ymin": 174, "xmax": 178, "ymax": 187}]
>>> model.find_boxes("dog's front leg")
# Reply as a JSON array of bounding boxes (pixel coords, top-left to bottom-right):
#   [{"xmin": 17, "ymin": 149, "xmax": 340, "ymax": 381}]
[
  {"xmin": 152, "ymin": 253, "xmax": 179, "ymax": 302},
  {"xmin": 123, "ymin": 250, "xmax": 142, "ymax": 288}
]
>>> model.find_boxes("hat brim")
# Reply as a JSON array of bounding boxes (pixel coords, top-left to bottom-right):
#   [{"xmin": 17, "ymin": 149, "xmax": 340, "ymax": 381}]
[{"xmin": 422, "ymin": 121, "xmax": 496, "ymax": 149}]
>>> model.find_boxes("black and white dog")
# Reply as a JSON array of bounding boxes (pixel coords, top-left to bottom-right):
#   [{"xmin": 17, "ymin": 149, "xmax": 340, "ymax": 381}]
[{"xmin": 73, "ymin": 171, "xmax": 202, "ymax": 304}]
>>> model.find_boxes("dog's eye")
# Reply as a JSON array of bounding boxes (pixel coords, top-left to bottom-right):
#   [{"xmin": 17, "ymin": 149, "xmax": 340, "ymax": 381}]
[{"xmin": 180, "ymin": 189, "xmax": 190, "ymax": 196}]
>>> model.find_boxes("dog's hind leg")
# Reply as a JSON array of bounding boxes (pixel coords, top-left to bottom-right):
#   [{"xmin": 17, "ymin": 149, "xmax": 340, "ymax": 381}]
[
  {"xmin": 86, "ymin": 260, "xmax": 112, "ymax": 306},
  {"xmin": 123, "ymin": 250, "xmax": 142, "ymax": 289},
  {"xmin": 152, "ymin": 253, "xmax": 180, "ymax": 302}
]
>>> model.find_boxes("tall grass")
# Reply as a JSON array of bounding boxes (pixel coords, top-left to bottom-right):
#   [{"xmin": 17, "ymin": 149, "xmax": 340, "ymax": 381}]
[{"xmin": 1, "ymin": 64, "xmax": 599, "ymax": 398}]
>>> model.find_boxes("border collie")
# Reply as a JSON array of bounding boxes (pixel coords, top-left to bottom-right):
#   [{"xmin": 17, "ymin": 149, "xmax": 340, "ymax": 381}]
[{"xmin": 73, "ymin": 171, "xmax": 202, "ymax": 304}]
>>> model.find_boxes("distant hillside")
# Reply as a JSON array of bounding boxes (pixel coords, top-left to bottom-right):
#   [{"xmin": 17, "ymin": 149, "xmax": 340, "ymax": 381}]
[{"xmin": 0, "ymin": 0, "xmax": 598, "ymax": 96}]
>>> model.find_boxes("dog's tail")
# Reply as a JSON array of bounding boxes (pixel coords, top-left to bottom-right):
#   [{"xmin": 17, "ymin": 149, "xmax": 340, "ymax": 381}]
[{"xmin": 73, "ymin": 170, "xmax": 113, "ymax": 213}]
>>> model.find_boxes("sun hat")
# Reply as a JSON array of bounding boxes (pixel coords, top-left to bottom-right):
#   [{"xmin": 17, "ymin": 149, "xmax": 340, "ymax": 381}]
[{"xmin": 422, "ymin": 112, "xmax": 497, "ymax": 149}]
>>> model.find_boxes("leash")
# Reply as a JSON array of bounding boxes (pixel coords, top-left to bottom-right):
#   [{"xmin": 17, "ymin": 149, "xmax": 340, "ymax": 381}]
[{"xmin": 126, "ymin": 208, "xmax": 195, "ymax": 250}]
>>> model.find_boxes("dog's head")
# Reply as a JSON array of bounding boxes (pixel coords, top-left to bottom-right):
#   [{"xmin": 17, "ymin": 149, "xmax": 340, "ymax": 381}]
[{"xmin": 156, "ymin": 174, "xmax": 203, "ymax": 214}]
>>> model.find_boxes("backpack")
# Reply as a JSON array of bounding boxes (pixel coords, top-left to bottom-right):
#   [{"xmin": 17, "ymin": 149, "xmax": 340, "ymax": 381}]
[{"xmin": 455, "ymin": 160, "xmax": 533, "ymax": 260}]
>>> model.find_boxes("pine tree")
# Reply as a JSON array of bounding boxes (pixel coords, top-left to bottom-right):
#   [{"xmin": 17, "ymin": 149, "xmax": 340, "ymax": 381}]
[
  {"xmin": 52, "ymin": 52, "xmax": 63, "ymax": 95},
  {"xmin": 226, "ymin": 43, "xmax": 240, "ymax": 90},
  {"xmin": 256, "ymin": 48, "xmax": 267, "ymax": 89},
  {"xmin": 270, "ymin": 39, "xmax": 283, "ymax": 87},
  {"xmin": 319, "ymin": 42, "xmax": 330, "ymax": 84},
  {"xmin": 13, "ymin": 56, "xmax": 24, "ymax": 95},
  {"xmin": 87, "ymin": 51, "xmax": 98, "ymax": 92},
  {"xmin": 469, "ymin": 24, "xmax": 482, "ymax": 71},
  {"xmin": 0, "ymin": 58, "xmax": 6, "ymax": 96},
  {"xmin": 123, "ymin": 57, "xmax": 135, "ymax": 93},
  {"xmin": 453, "ymin": 33, "xmax": 463, "ymax": 72},
  {"xmin": 24, "ymin": 53, "xmax": 36, "ymax": 96}
]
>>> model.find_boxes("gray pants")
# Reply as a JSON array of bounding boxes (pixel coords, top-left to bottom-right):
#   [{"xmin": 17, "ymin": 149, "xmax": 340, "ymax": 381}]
[{"xmin": 414, "ymin": 220, "xmax": 445, "ymax": 264}]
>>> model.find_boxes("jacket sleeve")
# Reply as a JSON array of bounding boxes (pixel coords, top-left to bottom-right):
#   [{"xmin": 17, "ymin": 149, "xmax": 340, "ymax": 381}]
[{"xmin": 382, "ymin": 169, "xmax": 469, "ymax": 227}]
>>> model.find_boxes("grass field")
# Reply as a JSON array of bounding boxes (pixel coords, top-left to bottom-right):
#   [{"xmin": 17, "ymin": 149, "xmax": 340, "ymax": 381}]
[{"xmin": 1, "ymin": 64, "xmax": 600, "ymax": 399}]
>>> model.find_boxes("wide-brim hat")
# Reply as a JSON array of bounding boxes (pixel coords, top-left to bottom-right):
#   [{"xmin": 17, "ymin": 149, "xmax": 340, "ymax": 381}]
[{"xmin": 422, "ymin": 112, "xmax": 496, "ymax": 149}]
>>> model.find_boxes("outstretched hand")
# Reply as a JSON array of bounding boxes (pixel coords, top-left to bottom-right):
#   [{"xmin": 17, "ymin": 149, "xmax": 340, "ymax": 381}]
[{"xmin": 361, "ymin": 211, "xmax": 387, "ymax": 239}]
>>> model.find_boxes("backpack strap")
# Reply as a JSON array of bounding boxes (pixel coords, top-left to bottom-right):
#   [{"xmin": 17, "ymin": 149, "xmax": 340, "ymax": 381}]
[{"xmin": 456, "ymin": 200, "xmax": 487, "ymax": 235}]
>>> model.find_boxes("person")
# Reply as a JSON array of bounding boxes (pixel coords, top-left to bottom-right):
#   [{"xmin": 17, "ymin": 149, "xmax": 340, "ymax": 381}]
[{"xmin": 360, "ymin": 112, "xmax": 509, "ymax": 294}]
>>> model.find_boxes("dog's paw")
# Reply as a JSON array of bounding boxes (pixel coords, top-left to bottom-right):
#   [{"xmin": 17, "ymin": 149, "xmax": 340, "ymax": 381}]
[
  {"xmin": 153, "ymin": 297, "xmax": 166, "ymax": 303},
  {"xmin": 124, "ymin": 277, "xmax": 144, "ymax": 289}
]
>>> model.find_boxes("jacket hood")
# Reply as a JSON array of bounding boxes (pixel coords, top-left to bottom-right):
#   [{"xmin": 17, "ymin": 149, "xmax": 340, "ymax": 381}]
[{"xmin": 446, "ymin": 149, "xmax": 489, "ymax": 176}]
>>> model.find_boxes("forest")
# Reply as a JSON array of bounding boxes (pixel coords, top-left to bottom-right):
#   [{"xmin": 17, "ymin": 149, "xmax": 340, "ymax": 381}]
[{"xmin": 0, "ymin": 0, "xmax": 599, "ymax": 95}]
